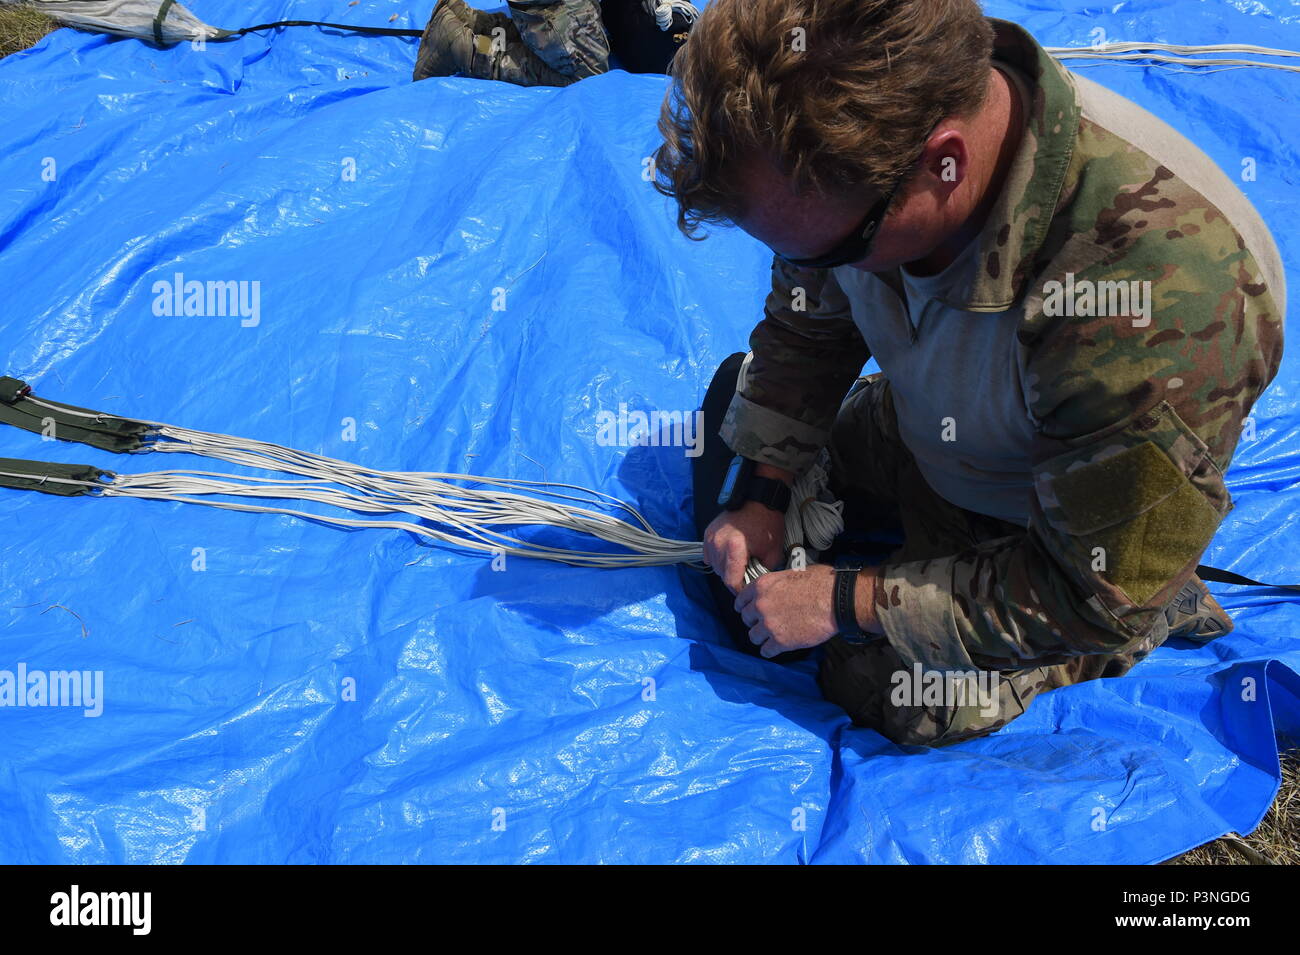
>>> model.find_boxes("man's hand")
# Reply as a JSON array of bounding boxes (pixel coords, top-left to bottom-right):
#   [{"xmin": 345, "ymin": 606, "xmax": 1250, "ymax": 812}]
[
  {"xmin": 703, "ymin": 502, "xmax": 785, "ymax": 595},
  {"xmin": 703, "ymin": 462, "xmax": 794, "ymax": 594},
  {"xmin": 735, "ymin": 565, "xmax": 881, "ymax": 659}
]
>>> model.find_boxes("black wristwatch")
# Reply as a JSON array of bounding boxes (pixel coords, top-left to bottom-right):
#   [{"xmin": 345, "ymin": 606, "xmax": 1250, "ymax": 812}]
[
  {"xmin": 717, "ymin": 455, "xmax": 792, "ymax": 513},
  {"xmin": 833, "ymin": 557, "xmax": 872, "ymax": 645}
]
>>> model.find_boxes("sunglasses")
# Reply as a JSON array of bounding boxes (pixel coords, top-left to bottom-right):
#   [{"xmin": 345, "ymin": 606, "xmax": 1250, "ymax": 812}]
[
  {"xmin": 774, "ymin": 183, "xmax": 899, "ymax": 271},
  {"xmin": 772, "ymin": 115, "xmax": 944, "ymax": 271}
]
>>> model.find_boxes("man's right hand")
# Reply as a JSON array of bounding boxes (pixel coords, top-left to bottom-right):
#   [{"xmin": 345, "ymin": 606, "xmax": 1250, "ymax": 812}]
[{"xmin": 704, "ymin": 460, "xmax": 793, "ymax": 595}]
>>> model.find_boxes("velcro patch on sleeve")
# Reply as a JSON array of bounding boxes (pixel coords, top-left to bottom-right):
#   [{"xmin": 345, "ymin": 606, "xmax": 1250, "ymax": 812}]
[
  {"xmin": 1052, "ymin": 441, "xmax": 1184, "ymax": 536},
  {"xmin": 1051, "ymin": 441, "xmax": 1218, "ymax": 606}
]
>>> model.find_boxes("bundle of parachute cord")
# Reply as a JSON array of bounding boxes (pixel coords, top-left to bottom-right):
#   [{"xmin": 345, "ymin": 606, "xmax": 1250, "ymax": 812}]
[{"xmin": 0, "ymin": 377, "xmax": 842, "ymax": 587}]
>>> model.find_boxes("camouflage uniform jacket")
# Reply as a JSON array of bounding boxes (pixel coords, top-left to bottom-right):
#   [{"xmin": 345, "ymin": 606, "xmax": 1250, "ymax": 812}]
[{"xmin": 720, "ymin": 18, "xmax": 1287, "ymax": 673}]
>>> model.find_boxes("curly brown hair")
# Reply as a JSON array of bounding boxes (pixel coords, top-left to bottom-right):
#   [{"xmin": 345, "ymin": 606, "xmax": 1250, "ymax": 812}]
[{"xmin": 653, "ymin": 0, "xmax": 996, "ymax": 238}]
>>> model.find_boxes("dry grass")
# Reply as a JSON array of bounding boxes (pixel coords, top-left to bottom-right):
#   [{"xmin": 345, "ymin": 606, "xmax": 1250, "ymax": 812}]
[
  {"xmin": 1169, "ymin": 746, "xmax": 1300, "ymax": 865},
  {"xmin": 0, "ymin": 3, "xmax": 56, "ymax": 59}
]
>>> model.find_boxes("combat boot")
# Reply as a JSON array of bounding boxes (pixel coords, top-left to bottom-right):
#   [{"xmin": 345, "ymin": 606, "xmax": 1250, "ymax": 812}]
[
  {"xmin": 414, "ymin": 0, "xmax": 479, "ymax": 80},
  {"xmin": 1164, "ymin": 575, "xmax": 1234, "ymax": 643}
]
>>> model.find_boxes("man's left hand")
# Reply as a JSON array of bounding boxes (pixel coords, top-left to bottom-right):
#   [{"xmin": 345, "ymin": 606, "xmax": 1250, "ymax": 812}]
[{"xmin": 735, "ymin": 564, "xmax": 878, "ymax": 659}]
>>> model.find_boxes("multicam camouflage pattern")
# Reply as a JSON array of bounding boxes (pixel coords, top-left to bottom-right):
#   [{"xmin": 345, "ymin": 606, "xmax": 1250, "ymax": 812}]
[
  {"xmin": 819, "ymin": 629, "xmax": 1161, "ymax": 747},
  {"xmin": 506, "ymin": 0, "xmax": 610, "ymax": 83},
  {"xmin": 722, "ymin": 259, "xmax": 867, "ymax": 469},
  {"xmin": 821, "ymin": 375, "xmax": 1225, "ymax": 746},
  {"xmin": 413, "ymin": 0, "xmax": 609, "ymax": 88},
  {"xmin": 721, "ymin": 19, "xmax": 1284, "ymax": 741}
]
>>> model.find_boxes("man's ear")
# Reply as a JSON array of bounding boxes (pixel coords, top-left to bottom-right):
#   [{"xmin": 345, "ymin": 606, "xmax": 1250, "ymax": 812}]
[{"xmin": 919, "ymin": 130, "xmax": 968, "ymax": 194}]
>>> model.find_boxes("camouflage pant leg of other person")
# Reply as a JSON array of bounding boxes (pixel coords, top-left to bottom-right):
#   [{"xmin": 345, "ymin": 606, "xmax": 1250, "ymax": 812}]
[
  {"xmin": 506, "ymin": 0, "xmax": 611, "ymax": 80},
  {"xmin": 819, "ymin": 374, "xmax": 1166, "ymax": 747},
  {"xmin": 414, "ymin": 0, "xmax": 577, "ymax": 87}
]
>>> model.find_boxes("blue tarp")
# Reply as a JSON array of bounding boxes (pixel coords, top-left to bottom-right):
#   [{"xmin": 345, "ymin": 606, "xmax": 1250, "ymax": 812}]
[{"xmin": 0, "ymin": 0, "xmax": 1296, "ymax": 864}]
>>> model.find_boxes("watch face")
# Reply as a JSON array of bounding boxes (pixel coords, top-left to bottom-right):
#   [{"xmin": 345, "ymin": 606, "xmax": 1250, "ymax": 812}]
[
  {"xmin": 718, "ymin": 457, "xmax": 743, "ymax": 510},
  {"xmin": 717, "ymin": 456, "xmax": 753, "ymax": 510}
]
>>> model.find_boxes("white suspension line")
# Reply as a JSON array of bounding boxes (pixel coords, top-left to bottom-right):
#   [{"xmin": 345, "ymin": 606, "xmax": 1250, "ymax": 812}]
[
  {"xmin": 21, "ymin": 399, "xmax": 853, "ymax": 577},
  {"xmin": 21, "ymin": 398, "xmax": 705, "ymax": 569},
  {"xmin": 1045, "ymin": 41, "xmax": 1300, "ymax": 73}
]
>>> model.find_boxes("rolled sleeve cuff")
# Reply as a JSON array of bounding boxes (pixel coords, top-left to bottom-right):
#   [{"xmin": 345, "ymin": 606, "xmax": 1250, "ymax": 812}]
[
  {"xmin": 719, "ymin": 391, "xmax": 828, "ymax": 475},
  {"xmin": 875, "ymin": 557, "xmax": 976, "ymax": 673}
]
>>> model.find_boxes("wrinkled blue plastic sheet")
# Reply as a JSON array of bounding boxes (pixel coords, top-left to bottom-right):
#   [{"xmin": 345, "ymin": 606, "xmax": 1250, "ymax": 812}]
[{"xmin": 0, "ymin": 0, "xmax": 1296, "ymax": 864}]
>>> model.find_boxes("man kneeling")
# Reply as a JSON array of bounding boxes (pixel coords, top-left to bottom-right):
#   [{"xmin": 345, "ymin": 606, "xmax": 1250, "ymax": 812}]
[{"xmin": 657, "ymin": 0, "xmax": 1284, "ymax": 746}]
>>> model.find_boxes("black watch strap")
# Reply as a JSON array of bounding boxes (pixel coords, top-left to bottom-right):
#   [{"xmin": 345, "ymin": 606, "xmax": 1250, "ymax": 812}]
[
  {"xmin": 746, "ymin": 475, "xmax": 791, "ymax": 513},
  {"xmin": 833, "ymin": 560, "xmax": 871, "ymax": 644}
]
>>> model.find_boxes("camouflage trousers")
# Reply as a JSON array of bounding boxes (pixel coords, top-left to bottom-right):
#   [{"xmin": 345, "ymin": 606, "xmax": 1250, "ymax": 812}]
[
  {"xmin": 819, "ymin": 374, "xmax": 1166, "ymax": 747},
  {"xmin": 505, "ymin": 0, "xmax": 610, "ymax": 84}
]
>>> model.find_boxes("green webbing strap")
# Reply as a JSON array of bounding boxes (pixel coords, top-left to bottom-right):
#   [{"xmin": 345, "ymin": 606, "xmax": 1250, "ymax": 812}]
[
  {"xmin": 0, "ymin": 458, "xmax": 110, "ymax": 497},
  {"xmin": 153, "ymin": 0, "xmax": 179, "ymax": 46},
  {"xmin": 222, "ymin": 19, "xmax": 423, "ymax": 39},
  {"xmin": 57, "ymin": 6, "xmax": 428, "ymax": 49},
  {"xmin": 0, "ymin": 377, "xmax": 150, "ymax": 453}
]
